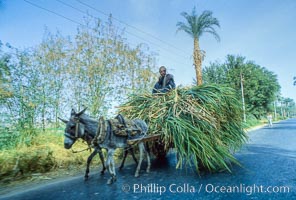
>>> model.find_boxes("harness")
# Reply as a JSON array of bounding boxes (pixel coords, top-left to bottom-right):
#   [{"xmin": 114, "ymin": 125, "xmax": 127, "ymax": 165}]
[
  {"xmin": 92, "ymin": 115, "xmax": 143, "ymax": 147},
  {"xmin": 95, "ymin": 116, "xmax": 107, "ymax": 144},
  {"xmin": 64, "ymin": 116, "xmax": 92, "ymax": 153}
]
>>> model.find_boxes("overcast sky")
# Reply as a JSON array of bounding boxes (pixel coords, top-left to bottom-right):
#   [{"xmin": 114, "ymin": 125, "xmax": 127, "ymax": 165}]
[{"xmin": 1, "ymin": 0, "xmax": 295, "ymax": 102}]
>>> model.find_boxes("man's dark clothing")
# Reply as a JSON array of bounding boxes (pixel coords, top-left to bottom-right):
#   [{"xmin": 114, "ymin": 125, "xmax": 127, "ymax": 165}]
[{"xmin": 152, "ymin": 74, "xmax": 176, "ymax": 94}]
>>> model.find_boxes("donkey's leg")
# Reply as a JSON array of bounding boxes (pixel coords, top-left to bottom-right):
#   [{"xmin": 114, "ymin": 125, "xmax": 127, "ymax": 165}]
[
  {"xmin": 105, "ymin": 150, "xmax": 111, "ymax": 174},
  {"xmin": 98, "ymin": 148, "xmax": 106, "ymax": 174},
  {"xmin": 119, "ymin": 148, "xmax": 128, "ymax": 170},
  {"xmin": 106, "ymin": 149, "xmax": 116, "ymax": 184},
  {"xmin": 84, "ymin": 148, "xmax": 98, "ymax": 181},
  {"xmin": 130, "ymin": 147, "xmax": 138, "ymax": 165},
  {"xmin": 111, "ymin": 154, "xmax": 117, "ymax": 182},
  {"xmin": 105, "ymin": 150, "xmax": 112, "ymax": 184},
  {"xmin": 135, "ymin": 142, "xmax": 144, "ymax": 177}
]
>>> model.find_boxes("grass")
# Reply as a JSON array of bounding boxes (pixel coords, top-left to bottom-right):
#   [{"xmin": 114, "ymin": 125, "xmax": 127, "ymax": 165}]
[
  {"xmin": 0, "ymin": 129, "xmax": 103, "ymax": 183},
  {"xmin": 0, "ymin": 126, "xmax": 128, "ymax": 184}
]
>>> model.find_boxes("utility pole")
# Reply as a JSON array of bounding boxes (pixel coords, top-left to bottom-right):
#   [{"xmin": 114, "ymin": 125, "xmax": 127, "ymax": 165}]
[
  {"xmin": 274, "ymin": 101, "xmax": 277, "ymax": 121},
  {"xmin": 280, "ymin": 100, "xmax": 283, "ymax": 118},
  {"xmin": 240, "ymin": 72, "xmax": 246, "ymax": 123}
]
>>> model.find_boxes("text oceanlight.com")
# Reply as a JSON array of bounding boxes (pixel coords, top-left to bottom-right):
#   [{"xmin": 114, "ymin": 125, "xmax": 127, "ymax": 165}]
[{"xmin": 124, "ymin": 183, "xmax": 291, "ymax": 196}]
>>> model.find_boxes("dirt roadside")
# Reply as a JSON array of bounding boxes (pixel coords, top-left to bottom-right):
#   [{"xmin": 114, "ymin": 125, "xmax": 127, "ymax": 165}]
[
  {"xmin": 0, "ymin": 167, "xmax": 85, "ymax": 195},
  {"xmin": 0, "ymin": 155, "xmax": 136, "ymax": 196}
]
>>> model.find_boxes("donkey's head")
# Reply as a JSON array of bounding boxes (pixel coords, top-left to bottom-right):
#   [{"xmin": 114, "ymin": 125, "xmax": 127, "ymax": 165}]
[{"xmin": 59, "ymin": 108, "xmax": 87, "ymax": 149}]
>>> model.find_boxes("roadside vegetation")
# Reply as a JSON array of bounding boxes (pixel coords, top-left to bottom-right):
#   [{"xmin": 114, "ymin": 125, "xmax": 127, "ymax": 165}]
[{"xmin": 0, "ymin": 127, "xmax": 125, "ymax": 185}]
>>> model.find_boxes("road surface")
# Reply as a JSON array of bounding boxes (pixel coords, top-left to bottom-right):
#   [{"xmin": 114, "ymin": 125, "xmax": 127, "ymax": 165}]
[{"xmin": 1, "ymin": 119, "xmax": 296, "ymax": 200}]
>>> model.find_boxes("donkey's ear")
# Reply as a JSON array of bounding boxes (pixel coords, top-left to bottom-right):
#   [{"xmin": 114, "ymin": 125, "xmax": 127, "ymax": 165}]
[
  {"xmin": 58, "ymin": 117, "xmax": 69, "ymax": 124},
  {"xmin": 77, "ymin": 107, "xmax": 87, "ymax": 116},
  {"xmin": 71, "ymin": 108, "xmax": 76, "ymax": 116}
]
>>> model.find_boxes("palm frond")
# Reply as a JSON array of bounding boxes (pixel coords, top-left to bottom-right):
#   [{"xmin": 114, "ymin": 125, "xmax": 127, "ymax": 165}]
[
  {"xmin": 177, "ymin": 8, "xmax": 220, "ymax": 41},
  {"xmin": 176, "ymin": 22, "xmax": 193, "ymax": 37}
]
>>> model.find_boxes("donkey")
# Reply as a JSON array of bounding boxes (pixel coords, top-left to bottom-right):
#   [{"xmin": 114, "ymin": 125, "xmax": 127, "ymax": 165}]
[
  {"xmin": 59, "ymin": 108, "xmax": 138, "ymax": 180},
  {"xmin": 96, "ymin": 116, "xmax": 151, "ymax": 184}
]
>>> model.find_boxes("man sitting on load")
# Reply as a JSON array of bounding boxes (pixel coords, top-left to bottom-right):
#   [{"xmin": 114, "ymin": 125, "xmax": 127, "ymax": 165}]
[{"xmin": 152, "ymin": 66, "xmax": 176, "ymax": 94}]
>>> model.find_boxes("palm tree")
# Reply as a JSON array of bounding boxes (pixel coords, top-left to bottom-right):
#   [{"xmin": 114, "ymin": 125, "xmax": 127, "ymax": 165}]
[{"xmin": 176, "ymin": 7, "xmax": 220, "ymax": 85}]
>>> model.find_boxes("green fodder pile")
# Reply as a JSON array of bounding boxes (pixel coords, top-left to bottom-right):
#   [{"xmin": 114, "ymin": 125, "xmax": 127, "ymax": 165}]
[{"xmin": 119, "ymin": 85, "xmax": 248, "ymax": 172}]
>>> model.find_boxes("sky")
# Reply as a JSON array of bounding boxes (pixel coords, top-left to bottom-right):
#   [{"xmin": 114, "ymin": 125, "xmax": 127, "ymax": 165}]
[{"xmin": 0, "ymin": 0, "xmax": 296, "ymax": 102}]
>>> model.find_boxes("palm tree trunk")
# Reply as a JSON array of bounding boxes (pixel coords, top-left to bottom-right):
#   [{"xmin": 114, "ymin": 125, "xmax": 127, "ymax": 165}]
[{"xmin": 194, "ymin": 38, "xmax": 202, "ymax": 85}]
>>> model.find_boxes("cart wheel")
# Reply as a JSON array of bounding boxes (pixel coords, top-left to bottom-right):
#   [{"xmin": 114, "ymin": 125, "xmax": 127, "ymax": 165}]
[{"xmin": 152, "ymin": 140, "xmax": 168, "ymax": 159}]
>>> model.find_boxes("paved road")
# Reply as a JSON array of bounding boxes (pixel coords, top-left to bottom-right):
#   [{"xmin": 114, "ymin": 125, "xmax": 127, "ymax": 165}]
[{"xmin": 1, "ymin": 119, "xmax": 296, "ymax": 200}]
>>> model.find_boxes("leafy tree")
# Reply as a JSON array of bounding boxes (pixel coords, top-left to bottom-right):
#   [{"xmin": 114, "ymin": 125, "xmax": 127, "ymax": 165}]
[
  {"xmin": 0, "ymin": 41, "xmax": 13, "ymax": 101},
  {"xmin": 32, "ymin": 30, "xmax": 69, "ymax": 130},
  {"xmin": 280, "ymin": 97, "xmax": 295, "ymax": 118},
  {"xmin": 0, "ymin": 41, "xmax": 17, "ymax": 149},
  {"xmin": 176, "ymin": 7, "xmax": 220, "ymax": 85},
  {"xmin": 203, "ymin": 55, "xmax": 281, "ymax": 118},
  {"xmin": 294, "ymin": 76, "xmax": 296, "ymax": 86},
  {"xmin": 1, "ymin": 48, "xmax": 43, "ymax": 143},
  {"xmin": 0, "ymin": 16, "xmax": 158, "ymax": 148},
  {"xmin": 65, "ymin": 17, "xmax": 157, "ymax": 117}
]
